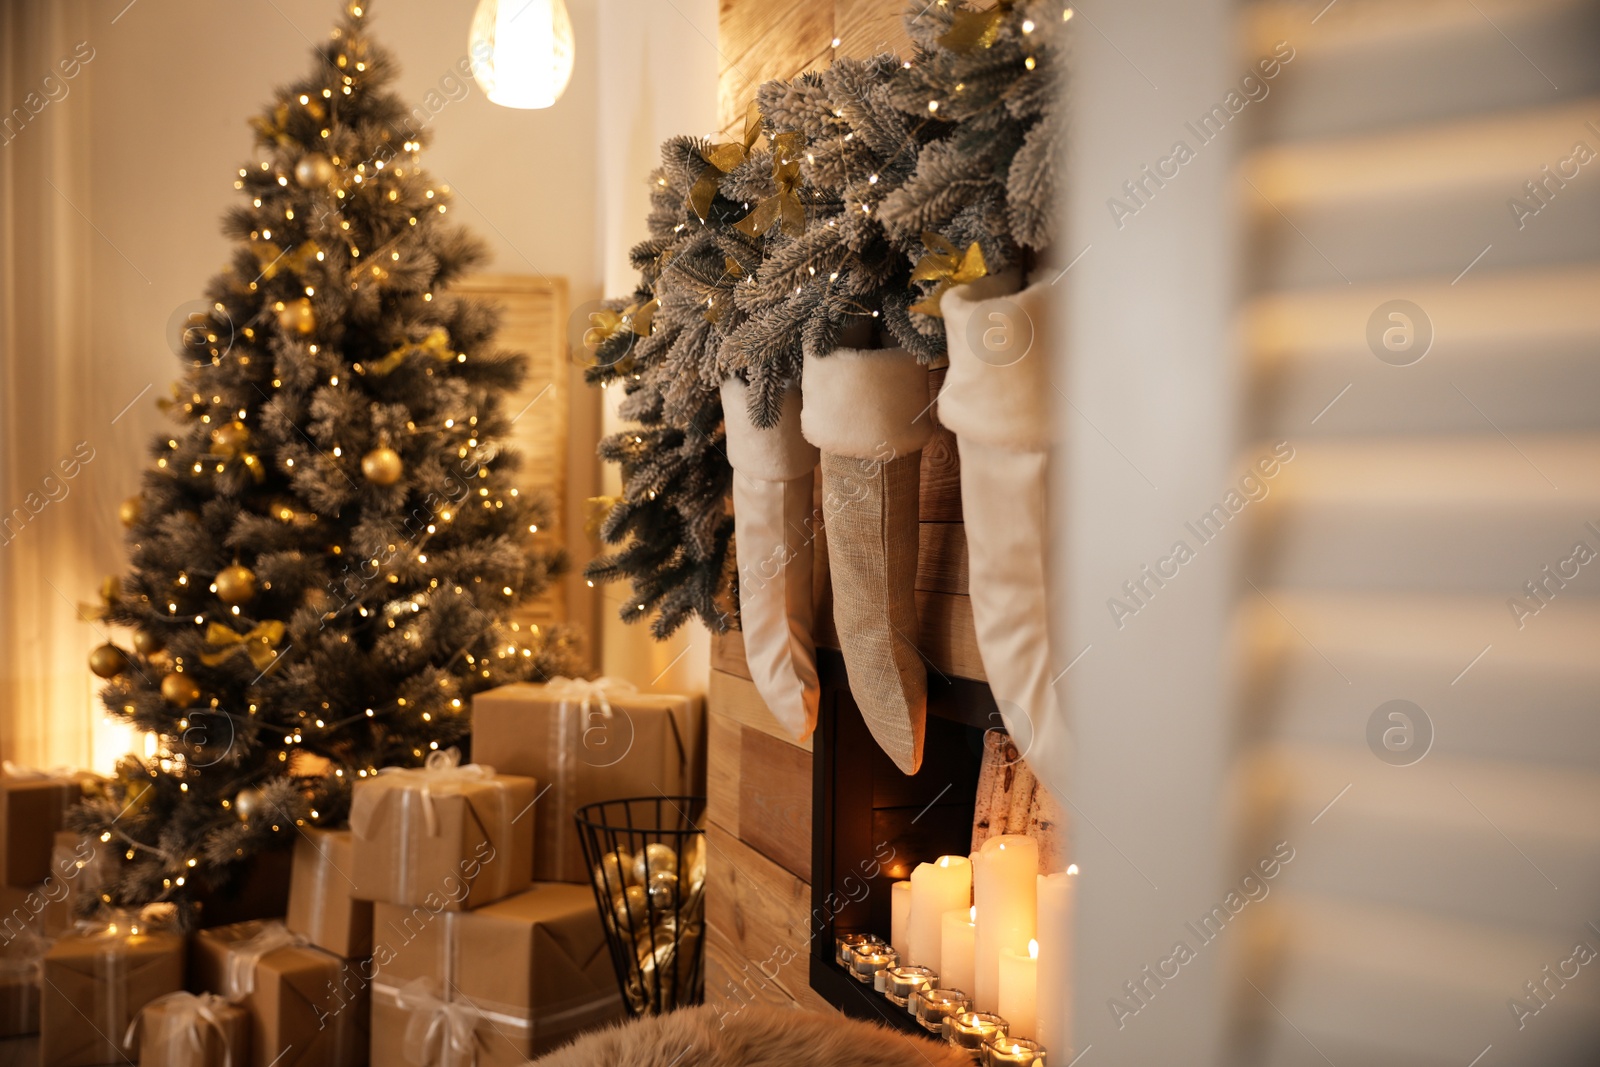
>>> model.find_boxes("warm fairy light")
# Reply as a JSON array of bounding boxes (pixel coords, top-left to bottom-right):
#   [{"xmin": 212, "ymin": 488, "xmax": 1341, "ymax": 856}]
[
  {"xmin": 1025, "ymin": 56, "xmax": 1036, "ymax": 70},
  {"xmin": 928, "ymin": 100, "xmax": 939, "ymax": 112},
  {"xmin": 1022, "ymin": 18, "xmax": 1035, "ymax": 32},
  {"xmin": 1028, "ymin": 939, "xmax": 1039, "ymax": 959}
]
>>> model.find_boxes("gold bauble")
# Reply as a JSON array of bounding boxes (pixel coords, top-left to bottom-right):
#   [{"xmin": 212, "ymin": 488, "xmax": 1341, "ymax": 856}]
[
  {"xmin": 88, "ymin": 644, "xmax": 130, "ymax": 679},
  {"xmin": 294, "ymin": 152, "xmax": 336, "ymax": 188},
  {"xmin": 361, "ymin": 446, "xmax": 403, "ymax": 486},
  {"xmin": 233, "ymin": 785, "xmax": 267, "ymax": 821},
  {"xmin": 211, "ymin": 420, "xmax": 250, "ymax": 453},
  {"xmin": 214, "ymin": 564, "xmax": 258, "ymax": 605},
  {"xmin": 117, "ymin": 495, "xmax": 142, "ymax": 528},
  {"xmin": 277, "ymin": 298, "xmax": 316, "ymax": 336},
  {"xmin": 132, "ymin": 629, "xmax": 165, "ymax": 656},
  {"xmin": 160, "ymin": 672, "xmax": 202, "ymax": 708}
]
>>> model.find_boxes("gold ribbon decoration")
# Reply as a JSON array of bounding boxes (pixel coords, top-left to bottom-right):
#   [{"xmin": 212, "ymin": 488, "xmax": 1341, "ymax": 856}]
[
  {"xmin": 909, "ymin": 232, "xmax": 988, "ymax": 317},
  {"xmin": 735, "ymin": 131, "xmax": 807, "ymax": 238},
  {"xmin": 209, "ymin": 421, "xmax": 266, "ymax": 483},
  {"xmin": 78, "ymin": 576, "xmax": 122, "ymax": 623},
  {"xmin": 703, "ymin": 257, "xmax": 747, "ymax": 325},
  {"xmin": 585, "ymin": 495, "xmax": 621, "ymax": 537},
  {"xmin": 689, "ymin": 100, "xmax": 764, "ymax": 221},
  {"xmin": 585, "ymin": 298, "xmax": 658, "ymax": 350},
  {"xmin": 251, "ymin": 240, "xmax": 322, "ymax": 282},
  {"xmin": 367, "ymin": 326, "xmax": 457, "ymax": 377},
  {"xmin": 251, "ymin": 98, "xmax": 326, "ymax": 147},
  {"xmin": 200, "ymin": 620, "xmax": 286, "ymax": 671},
  {"xmin": 939, "ymin": 0, "xmax": 1017, "ymax": 52}
]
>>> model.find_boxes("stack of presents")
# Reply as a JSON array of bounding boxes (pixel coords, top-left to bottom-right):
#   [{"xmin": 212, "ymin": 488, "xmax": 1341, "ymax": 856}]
[{"xmin": 0, "ymin": 680, "xmax": 701, "ymax": 1065}]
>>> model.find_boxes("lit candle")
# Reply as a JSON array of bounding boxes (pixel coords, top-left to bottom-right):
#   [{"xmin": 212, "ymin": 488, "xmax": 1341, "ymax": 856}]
[
  {"xmin": 835, "ymin": 932, "xmax": 882, "ymax": 968},
  {"xmin": 884, "ymin": 964, "xmax": 939, "ymax": 1009},
  {"xmin": 850, "ymin": 943, "xmax": 897, "ymax": 984},
  {"xmin": 983, "ymin": 1036, "xmax": 1047, "ymax": 1066},
  {"xmin": 909, "ymin": 856, "xmax": 972, "ymax": 972},
  {"xmin": 945, "ymin": 1011, "xmax": 1008, "ymax": 1055},
  {"xmin": 974, "ymin": 835, "xmax": 1038, "ymax": 1010},
  {"xmin": 942, "ymin": 905, "xmax": 977, "ymax": 995},
  {"xmin": 915, "ymin": 987, "xmax": 970, "ymax": 1033},
  {"xmin": 998, "ymin": 939, "xmax": 1039, "ymax": 1039},
  {"xmin": 891, "ymin": 880, "xmax": 913, "ymax": 959},
  {"xmin": 1035, "ymin": 865, "xmax": 1076, "ymax": 1055}
]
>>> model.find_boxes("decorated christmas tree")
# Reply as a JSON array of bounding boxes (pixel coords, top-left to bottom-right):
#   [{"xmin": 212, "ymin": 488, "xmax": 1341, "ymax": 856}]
[{"xmin": 73, "ymin": 0, "xmax": 580, "ymax": 915}]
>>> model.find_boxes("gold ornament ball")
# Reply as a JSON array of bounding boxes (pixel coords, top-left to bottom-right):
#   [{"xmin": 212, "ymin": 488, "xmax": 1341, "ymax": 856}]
[
  {"xmin": 294, "ymin": 152, "xmax": 336, "ymax": 187},
  {"xmin": 88, "ymin": 644, "xmax": 130, "ymax": 679},
  {"xmin": 277, "ymin": 298, "xmax": 317, "ymax": 336},
  {"xmin": 160, "ymin": 672, "xmax": 202, "ymax": 708},
  {"xmin": 132, "ymin": 629, "xmax": 165, "ymax": 656},
  {"xmin": 117, "ymin": 495, "xmax": 142, "ymax": 528},
  {"xmin": 211, "ymin": 420, "xmax": 250, "ymax": 452},
  {"xmin": 214, "ymin": 564, "xmax": 258, "ymax": 605},
  {"xmin": 233, "ymin": 785, "xmax": 267, "ymax": 821},
  {"xmin": 361, "ymin": 446, "xmax": 403, "ymax": 486}
]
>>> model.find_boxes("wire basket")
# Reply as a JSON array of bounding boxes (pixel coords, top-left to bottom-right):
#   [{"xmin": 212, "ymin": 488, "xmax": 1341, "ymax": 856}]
[{"xmin": 575, "ymin": 796, "xmax": 707, "ymax": 1015}]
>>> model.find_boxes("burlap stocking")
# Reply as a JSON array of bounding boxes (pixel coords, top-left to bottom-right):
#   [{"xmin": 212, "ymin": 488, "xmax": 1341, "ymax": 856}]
[
  {"xmin": 801, "ymin": 347, "xmax": 934, "ymax": 774},
  {"xmin": 938, "ymin": 272, "xmax": 1069, "ymax": 800},
  {"xmin": 721, "ymin": 377, "xmax": 821, "ymax": 741}
]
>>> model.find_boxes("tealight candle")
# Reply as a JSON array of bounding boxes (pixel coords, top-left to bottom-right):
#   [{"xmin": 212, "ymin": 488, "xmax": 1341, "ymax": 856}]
[
  {"xmin": 942, "ymin": 905, "xmax": 978, "ymax": 995},
  {"xmin": 944, "ymin": 1011, "xmax": 1008, "ymax": 1057},
  {"xmin": 910, "ymin": 856, "xmax": 972, "ymax": 972},
  {"xmin": 850, "ymin": 943, "xmax": 897, "ymax": 983},
  {"xmin": 998, "ymin": 939, "xmax": 1039, "ymax": 1039},
  {"xmin": 836, "ymin": 932, "xmax": 883, "ymax": 968},
  {"xmin": 891, "ymin": 880, "xmax": 913, "ymax": 959},
  {"xmin": 916, "ymin": 987, "xmax": 970, "ymax": 1033},
  {"xmin": 983, "ymin": 1037, "xmax": 1047, "ymax": 1066},
  {"xmin": 884, "ymin": 965, "xmax": 939, "ymax": 1009}
]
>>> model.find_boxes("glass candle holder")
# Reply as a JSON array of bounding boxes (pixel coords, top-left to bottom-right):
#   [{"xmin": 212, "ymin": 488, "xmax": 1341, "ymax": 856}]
[
  {"xmin": 983, "ymin": 1037, "xmax": 1047, "ymax": 1066},
  {"xmin": 945, "ymin": 1012, "xmax": 1008, "ymax": 1058},
  {"xmin": 835, "ymin": 933, "xmax": 883, "ymax": 967},
  {"xmin": 916, "ymin": 987, "xmax": 970, "ymax": 1033},
  {"xmin": 884, "ymin": 965, "xmax": 939, "ymax": 1008},
  {"xmin": 850, "ymin": 944, "xmax": 897, "ymax": 983}
]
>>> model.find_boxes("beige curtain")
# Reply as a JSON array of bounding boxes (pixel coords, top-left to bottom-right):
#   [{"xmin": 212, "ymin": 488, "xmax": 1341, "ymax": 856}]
[{"xmin": 0, "ymin": 0, "xmax": 118, "ymax": 771}]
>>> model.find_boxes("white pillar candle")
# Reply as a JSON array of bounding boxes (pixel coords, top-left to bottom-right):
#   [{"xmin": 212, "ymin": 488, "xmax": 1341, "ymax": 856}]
[
  {"xmin": 908, "ymin": 855, "xmax": 972, "ymax": 972},
  {"xmin": 941, "ymin": 905, "xmax": 977, "ymax": 994},
  {"xmin": 1035, "ymin": 864, "xmax": 1076, "ymax": 1055},
  {"xmin": 891, "ymin": 880, "xmax": 913, "ymax": 960},
  {"xmin": 998, "ymin": 939, "xmax": 1039, "ymax": 1040},
  {"xmin": 973, "ymin": 835, "xmax": 1038, "ymax": 1010}
]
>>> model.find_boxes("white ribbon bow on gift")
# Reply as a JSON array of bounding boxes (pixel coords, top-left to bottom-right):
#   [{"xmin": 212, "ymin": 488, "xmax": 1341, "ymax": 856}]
[
  {"xmin": 123, "ymin": 991, "xmax": 235, "ymax": 1067},
  {"xmin": 542, "ymin": 676, "xmax": 638, "ymax": 721},
  {"xmin": 371, "ymin": 747, "xmax": 496, "ymax": 838},
  {"xmin": 396, "ymin": 977, "xmax": 483, "ymax": 1067},
  {"xmin": 223, "ymin": 921, "xmax": 308, "ymax": 1001}
]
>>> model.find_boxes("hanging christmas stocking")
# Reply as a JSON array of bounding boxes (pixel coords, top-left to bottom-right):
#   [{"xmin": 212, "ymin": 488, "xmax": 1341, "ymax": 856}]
[
  {"xmin": 721, "ymin": 377, "xmax": 822, "ymax": 741},
  {"xmin": 938, "ymin": 273, "xmax": 1070, "ymax": 800},
  {"xmin": 801, "ymin": 346, "xmax": 934, "ymax": 774}
]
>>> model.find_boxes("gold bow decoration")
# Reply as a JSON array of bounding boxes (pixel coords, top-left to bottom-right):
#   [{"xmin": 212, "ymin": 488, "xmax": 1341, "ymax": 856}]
[
  {"xmin": 209, "ymin": 421, "xmax": 267, "ymax": 483},
  {"xmin": 585, "ymin": 496, "xmax": 621, "ymax": 537},
  {"xmin": 909, "ymin": 233, "xmax": 988, "ymax": 317},
  {"xmin": 734, "ymin": 132, "xmax": 807, "ymax": 238},
  {"xmin": 200, "ymin": 620, "xmax": 286, "ymax": 671},
  {"xmin": 584, "ymin": 299, "xmax": 658, "ymax": 349},
  {"xmin": 367, "ymin": 326, "xmax": 457, "ymax": 377},
  {"xmin": 939, "ymin": 0, "xmax": 1017, "ymax": 52},
  {"xmin": 78, "ymin": 577, "xmax": 122, "ymax": 623},
  {"xmin": 689, "ymin": 101, "xmax": 765, "ymax": 221},
  {"xmin": 251, "ymin": 98, "xmax": 325, "ymax": 147},
  {"xmin": 251, "ymin": 240, "xmax": 323, "ymax": 282},
  {"xmin": 703, "ymin": 257, "xmax": 746, "ymax": 325}
]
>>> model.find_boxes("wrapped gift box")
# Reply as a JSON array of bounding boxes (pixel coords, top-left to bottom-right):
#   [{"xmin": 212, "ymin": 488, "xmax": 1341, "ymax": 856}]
[
  {"xmin": 287, "ymin": 829, "xmax": 374, "ymax": 958},
  {"xmin": 45, "ymin": 831, "xmax": 116, "ymax": 935},
  {"xmin": 0, "ymin": 925, "xmax": 44, "ymax": 1038},
  {"xmin": 40, "ymin": 919, "xmax": 184, "ymax": 1066},
  {"xmin": 369, "ymin": 882, "xmax": 622, "ymax": 1065},
  {"xmin": 349, "ymin": 750, "xmax": 535, "ymax": 910},
  {"xmin": 472, "ymin": 680, "xmax": 703, "ymax": 881},
  {"xmin": 1, "ymin": 768, "xmax": 91, "ymax": 888},
  {"xmin": 132, "ymin": 992, "xmax": 249, "ymax": 1067},
  {"xmin": 192, "ymin": 919, "xmax": 367, "ymax": 1067}
]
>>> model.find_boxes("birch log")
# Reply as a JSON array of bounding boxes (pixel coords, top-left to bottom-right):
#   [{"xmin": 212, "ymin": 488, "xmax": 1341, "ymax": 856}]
[{"xmin": 971, "ymin": 730, "xmax": 1067, "ymax": 873}]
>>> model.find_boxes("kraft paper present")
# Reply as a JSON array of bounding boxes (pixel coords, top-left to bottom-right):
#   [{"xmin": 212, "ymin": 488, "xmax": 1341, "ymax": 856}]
[
  {"xmin": 1, "ymin": 767, "xmax": 91, "ymax": 888},
  {"xmin": 40, "ymin": 920, "xmax": 184, "ymax": 1067},
  {"xmin": 0, "ymin": 925, "xmax": 45, "ymax": 1038},
  {"xmin": 349, "ymin": 749, "xmax": 535, "ymax": 910},
  {"xmin": 472, "ymin": 680, "xmax": 703, "ymax": 882},
  {"xmin": 192, "ymin": 919, "xmax": 366, "ymax": 1067},
  {"xmin": 131, "ymin": 991, "xmax": 249, "ymax": 1067},
  {"xmin": 369, "ymin": 883, "xmax": 622, "ymax": 1065},
  {"xmin": 287, "ymin": 829, "xmax": 374, "ymax": 958}
]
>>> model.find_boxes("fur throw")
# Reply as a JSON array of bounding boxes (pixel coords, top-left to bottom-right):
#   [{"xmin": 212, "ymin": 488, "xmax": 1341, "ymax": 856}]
[{"xmin": 530, "ymin": 1004, "xmax": 974, "ymax": 1067}]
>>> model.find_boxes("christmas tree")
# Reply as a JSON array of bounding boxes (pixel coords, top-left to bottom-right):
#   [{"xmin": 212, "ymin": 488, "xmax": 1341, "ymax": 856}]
[{"xmin": 73, "ymin": 0, "xmax": 580, "ymax": 916}]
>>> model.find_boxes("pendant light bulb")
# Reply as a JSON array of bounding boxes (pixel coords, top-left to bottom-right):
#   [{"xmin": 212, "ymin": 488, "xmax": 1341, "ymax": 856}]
[{"xmin": 468, "ymin": 0, "xmax": 575, "ymax": 110}]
